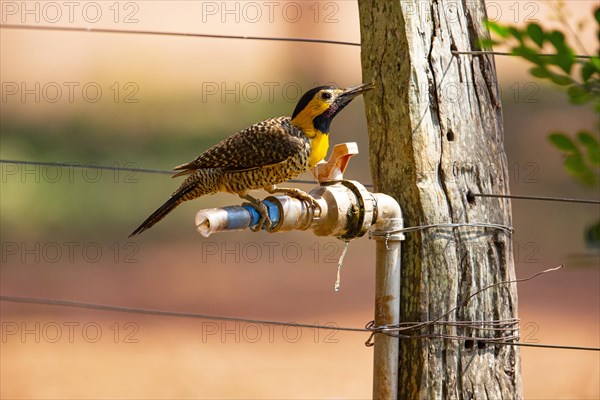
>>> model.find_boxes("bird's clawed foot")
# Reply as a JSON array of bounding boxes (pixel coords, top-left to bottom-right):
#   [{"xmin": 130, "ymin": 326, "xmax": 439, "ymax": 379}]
[
  {"xmin": 264, "ymin": 185, "xmax": 322, "ymax": 216},
  {"xmin": 251, "ymin": 200, "xmax": 271, "ymax": 232},
  {"xmin": 240, "ymin": 193, "xmax": 272, "ymax": 232},
  {"xmin": 240, "ymin": 187, "xmax": 321, "ymax": 232}
]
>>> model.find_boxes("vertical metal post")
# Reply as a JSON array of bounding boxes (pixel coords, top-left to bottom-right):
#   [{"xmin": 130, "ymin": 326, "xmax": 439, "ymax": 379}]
[{"xmin": 371, "ymin": 209, "xmax": 403, "ymax": 400}]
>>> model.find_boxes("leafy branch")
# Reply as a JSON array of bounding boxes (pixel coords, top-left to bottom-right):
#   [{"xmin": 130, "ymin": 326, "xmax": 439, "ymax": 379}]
[
  {"xmin": 485, "ymin": 9, "xmax": 599, "ymax": 186},
  {"xmin": 485, "ymin": 8, "xmax": 600, "ymax": 248}
]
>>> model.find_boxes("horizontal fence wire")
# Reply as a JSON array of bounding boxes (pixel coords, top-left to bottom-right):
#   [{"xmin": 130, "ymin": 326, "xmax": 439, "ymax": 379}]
[
  {"xmin": 0, "ymin": 24, "xmax": 360, "ymax": 47},
  {"xmin": 0, "ymin": 159, "xmax": 173, "ymax": 176},
  {"xmin": 3, "ymin": 267, "xmax": 599, "ymax": 352},
  {"xmin": 472, "ymin": 193, "xmax": 600, "ymax": 205},
  {"xmin": 1, "ymin": 24, "xmax": 595, "ymax": 59},
  {"xmin": 0, "ymin": 159, "xmax": 322, "ymax": 186},
  {"xmin": 0, "ymin": 295, "xmax": 364, "ymax": 332},
  {"xmin": 3, "ymin": 159, "xmax": 600, "ymax": 205},
  {"xmin": 451, "ymin": 50, "xmax": 595, "ymax": 59},
  {"xmin": 2, "ymin": 295, "xmax": 598, "ymax": 352}
]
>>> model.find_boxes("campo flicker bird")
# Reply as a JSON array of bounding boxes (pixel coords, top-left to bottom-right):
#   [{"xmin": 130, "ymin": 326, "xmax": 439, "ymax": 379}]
[{"xmin": 129, "ymin": 83, "xmax": 374, "ymax": 236}]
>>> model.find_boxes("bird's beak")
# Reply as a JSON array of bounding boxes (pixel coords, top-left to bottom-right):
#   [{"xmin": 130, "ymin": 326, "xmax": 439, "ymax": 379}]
[
  {"xmin": 339, "ymin": 82, "xmax": 375, "ymax": 100},
  {"xmin": 320, "ymin": 82, "xmax": 374, "ymax": 121},
  {"xmin": 316, "ymin": 82, "xmax": 375, "ymax": 131},
  {"xmin": 333, "ymin": 83, "xmax": 375, "ymax": 111}
]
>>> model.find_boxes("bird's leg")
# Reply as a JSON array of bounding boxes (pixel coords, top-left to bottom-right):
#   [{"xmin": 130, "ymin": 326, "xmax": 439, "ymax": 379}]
[
  {"xmin": 239, "ymin": 192, "xmax": 272, "ymax": 232},
  {"xmin": 264, "ymin": 185, "xmax": 321, "ymax": 215}
]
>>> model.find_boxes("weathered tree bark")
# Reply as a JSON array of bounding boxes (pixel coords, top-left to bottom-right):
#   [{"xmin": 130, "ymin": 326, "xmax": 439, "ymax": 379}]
[{"xmin": 358, "ymin": 1, "xmax": 522, "ymax": 399}]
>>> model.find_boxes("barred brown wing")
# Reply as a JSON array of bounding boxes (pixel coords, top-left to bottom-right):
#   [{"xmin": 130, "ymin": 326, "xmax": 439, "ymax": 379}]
[{"xmin": 172, "ymin": 117, "xmax": 307, "ymax": 176}]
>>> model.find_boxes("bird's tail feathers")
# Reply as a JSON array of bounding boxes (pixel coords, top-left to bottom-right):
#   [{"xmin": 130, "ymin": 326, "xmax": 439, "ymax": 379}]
[{"xmin": 129, "ymin": 184, "xmax": 196, "ymax": 237}]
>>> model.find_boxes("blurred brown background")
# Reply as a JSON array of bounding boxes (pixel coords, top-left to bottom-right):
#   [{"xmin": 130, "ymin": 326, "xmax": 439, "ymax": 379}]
[{"xmin": 1, "ymin": 1, "xmax": 598, "ymax": 399}]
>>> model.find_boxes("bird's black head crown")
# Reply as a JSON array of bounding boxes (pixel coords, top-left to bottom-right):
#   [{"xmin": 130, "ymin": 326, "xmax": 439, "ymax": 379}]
[
  {"xmin": 290, "ymin": 83, "xmax": 374, "ymax": 134},
  {"xmin": 291, "ymin": 85, "xmax": 335, "ymax": 120}
]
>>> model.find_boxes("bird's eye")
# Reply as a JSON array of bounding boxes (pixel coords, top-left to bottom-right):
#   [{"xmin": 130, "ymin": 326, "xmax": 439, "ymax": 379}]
[{"xmin": 321, "ymin": 92, "xmax": 332, "ymax": 100}]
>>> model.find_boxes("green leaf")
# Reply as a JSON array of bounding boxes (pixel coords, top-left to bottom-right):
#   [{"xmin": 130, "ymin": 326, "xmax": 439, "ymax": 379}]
[
  {"xmin": 549, "ymin": 47, "xmax": 573, "ymax": 72},
  {"xmin": 530, "ymin": 66, "xmax": 549, "ymax": 78},
  {"xmin": 508, "ymin": 26, "xmax": 524, "ymax": 43},
  {"xmin": 577, "ymin": 131, "xmax": 600, "ymax": 165},
  {"xmin": 557, "ymin": 49, "xmax": 575, "ymax": 73},
  {"xmin": 595, "ymin": 7, "xmax": 600, "ymax": 24},
  {"xmin": 513, "ymin": 46, "xmax": 543, "ymax": 66},
  {"xmin": 548, "ymin": 30, "xmax": 566, "ymax": 49},
  {"xmin": 479, "ymin": 37, "xmax": 498, "ymax": 48},
  {"xmin": 567, "ymin": 84, "xmax": 593, "ymax": 104},
  {"xmin": 563, "ymin": 153, "xmax": 597, "ymax": 186},
  {"xmin": 527, "ymin": 23, "xmax": 545, "ymax": 47},
  {"xmin": 581, "ymin": 62, "xmax": 597, "ymax": 82},
  {"xmin": 576, "ymin": 131, "xmax": 597, "ymax": 147},
  {"xmin": 549, "ymin": 133, "xmax": 578, "ymax": 152},
  {"xmin": 564, "ymin": 153, "xmax": 585, "ymax": 174},
  {"xmin": 564, "ymin": 154, "xmax": 598, "ymax": 186},
  {"xmin": 589, "ymin": 57, "xmax": 600, "ymax": 73},
  {"xmin": 546, "ymin": 30, "xmax": 575, "ymax": 73},
  {"xmin": 548, "ymin": 71, "xmax": 574, "ymax": 86},
  {"xmin": 486, "ymin": 21, "xmax": 510, "ymax": 38},
  {"xmin": 584, "ymin": 220, "xmax": 600, "ymax": 250}
]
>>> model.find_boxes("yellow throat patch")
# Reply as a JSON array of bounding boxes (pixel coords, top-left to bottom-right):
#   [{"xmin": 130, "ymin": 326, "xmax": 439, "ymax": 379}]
[
  {"xmin": 291, "ymin": 95, "xmax": 332, "ymax": 167},
  {"xmin": 308, "ymin": 132, "xmax": 329, "ymax": 168}
]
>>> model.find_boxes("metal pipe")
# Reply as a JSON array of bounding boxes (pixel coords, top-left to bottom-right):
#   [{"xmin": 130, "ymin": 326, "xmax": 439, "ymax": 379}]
[
  {"xmin": 192, "ymin": 143, "xmax": 404, "ymax": 397},
  {"xmin": 370, "ymin": 193, "xmax": 403, "ymax": 400},
  {"xmin": 194, "ymin": 183, "xmax": 403, "ymax": 398},
  {"xmin": 194, "ymin": 180, "xmax": 376, "ymax": 240}
]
